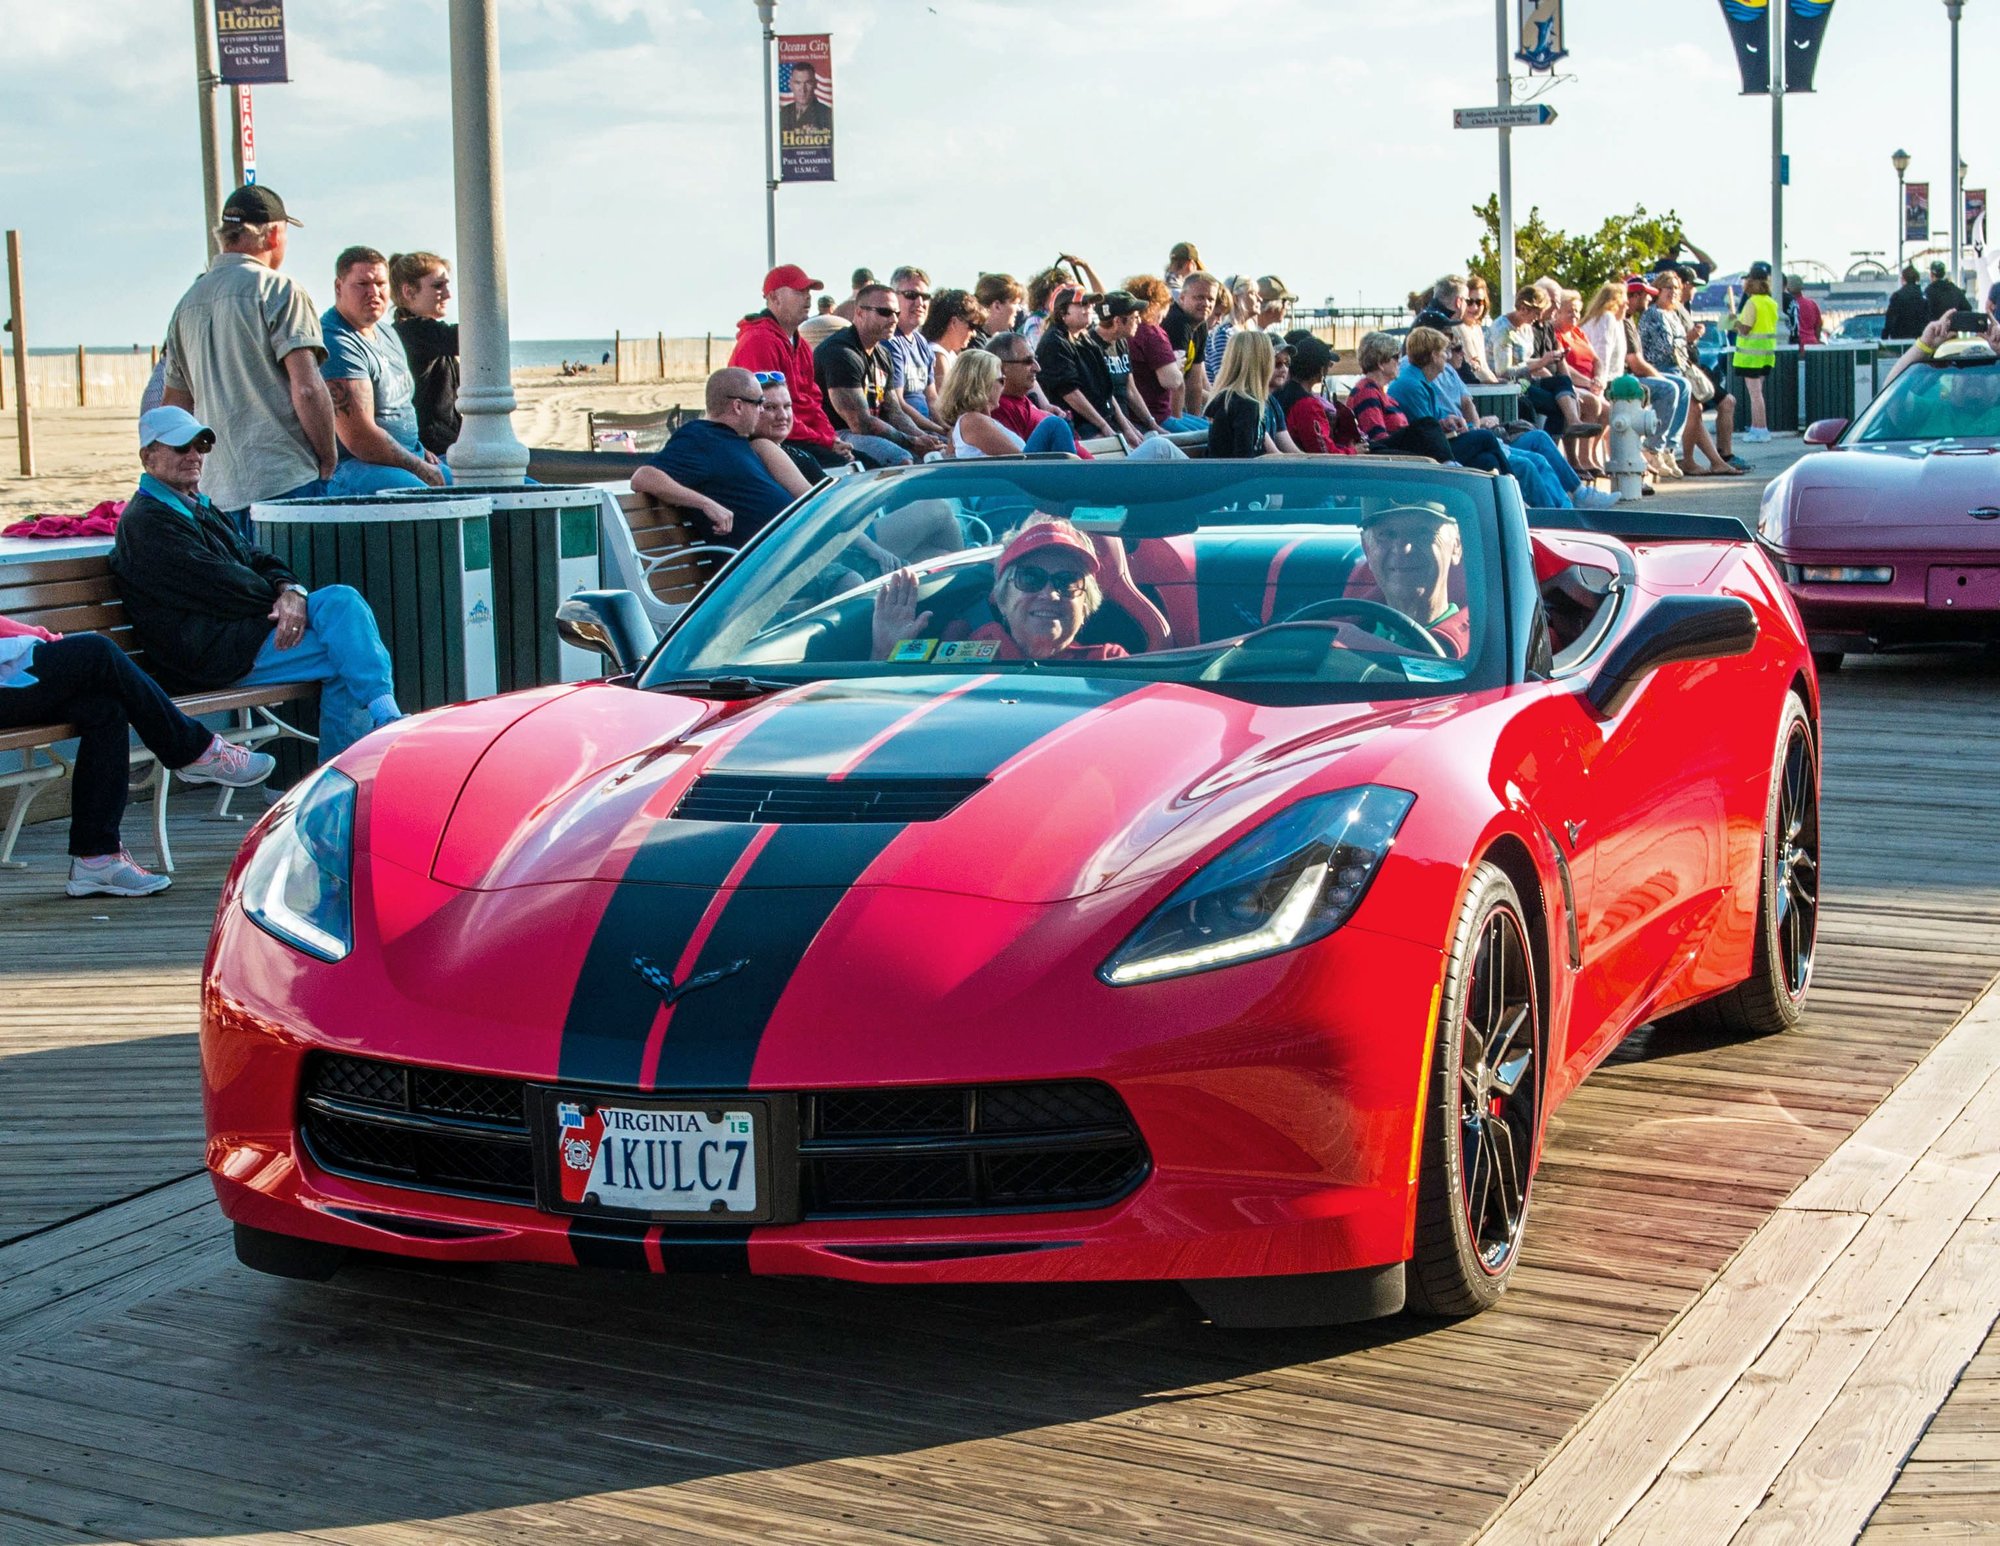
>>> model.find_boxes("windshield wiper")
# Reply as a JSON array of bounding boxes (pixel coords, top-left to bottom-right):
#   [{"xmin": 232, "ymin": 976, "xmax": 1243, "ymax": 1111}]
[{"xmin": 649, "ymin": 675, "xmax": 797, "ymax": 699}]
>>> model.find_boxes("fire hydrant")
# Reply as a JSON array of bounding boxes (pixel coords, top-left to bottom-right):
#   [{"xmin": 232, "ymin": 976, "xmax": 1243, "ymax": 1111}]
[{"xmin": 1606, "ymin": 375, "xmax": 1655, "ymax": 504}]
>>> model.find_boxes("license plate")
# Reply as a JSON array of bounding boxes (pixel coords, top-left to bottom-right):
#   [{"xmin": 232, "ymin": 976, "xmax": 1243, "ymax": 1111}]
[
  {"xmin": 1928, "ymin": 567, "xmax": 2000, "ymax": 610},
  {"xmin": 542, "ymin": 1096, "xmax": 767, "ymax": 1219}
]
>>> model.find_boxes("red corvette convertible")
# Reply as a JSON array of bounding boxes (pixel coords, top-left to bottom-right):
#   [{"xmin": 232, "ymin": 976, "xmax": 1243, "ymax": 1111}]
[
  {"xmin": 1762, "ymin": 335, "xmax": 2000, "ymax": 667},
  {"xmin": 205, "ymin": 458, "xmax": 1819, "ymax": 1326}
]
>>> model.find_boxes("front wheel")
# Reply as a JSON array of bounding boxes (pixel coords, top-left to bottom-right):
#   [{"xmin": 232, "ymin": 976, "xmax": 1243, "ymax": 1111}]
[{"xmin": 1406, "ymin": 862, "xmax": 1543, "ymax": 1318}]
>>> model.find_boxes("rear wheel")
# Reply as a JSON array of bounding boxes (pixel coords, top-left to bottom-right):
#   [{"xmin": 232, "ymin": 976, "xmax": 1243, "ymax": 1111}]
[
  {"xmin": 1662, "ymin": 693, "xmax": 1818, "ymax": 1036},
  {"xmin": 1406, "ymin": 863, "xmax": 1543, "ymax": 1318}
]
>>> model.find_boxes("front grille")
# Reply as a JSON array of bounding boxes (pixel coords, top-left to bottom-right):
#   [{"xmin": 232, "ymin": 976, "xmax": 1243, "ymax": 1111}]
[
  {"xmin": 299, "ymin": 1055, "xmax": 1149, "ymax": 1221},
  {"xmin": 671, "ymin": 773, "xmax": 986, "ymax": 825},
  {"xmin": 798, "ymin": 1081, "xmax": 1149, "ymax": 1218},
  {"xmin": 301, "ymin": 1054, "xmax": 534, "ymax": 1203}
]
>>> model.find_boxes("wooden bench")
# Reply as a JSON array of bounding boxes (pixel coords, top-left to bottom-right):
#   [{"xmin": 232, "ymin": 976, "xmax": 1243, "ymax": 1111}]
[
  {"xmin": 585, "ymin": 407, "xmax": 694, "ymax": 454},
  {"xmin": 0, "ymin": 554, "xmax": 317, "ymax": 872},
  {"xmin": 611, "ymin": 491, "xmax": 736, "ymax": 619}
]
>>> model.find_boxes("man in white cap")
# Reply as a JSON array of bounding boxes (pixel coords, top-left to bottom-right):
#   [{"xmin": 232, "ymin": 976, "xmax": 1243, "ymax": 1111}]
[
  {"xmin": 160, "ymin": 184, "xmax": 338, "ymax": 538},
  {"xmin": 111, "ymin": 408, "xmax": 403, "ymax": 761}
]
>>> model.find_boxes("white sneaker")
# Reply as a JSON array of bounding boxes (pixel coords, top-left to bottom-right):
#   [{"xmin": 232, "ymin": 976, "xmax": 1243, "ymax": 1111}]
[
  {"xmin": 178, "ymin": 736, "xmax": 277, "ymax": 789},
  {"xmin": 1574, "ymin": 487, "xmax": 1620, "ymax": 509},
  {"xmin": 67, "ymin": 850, "xmax": 172, "ymax": 898}
]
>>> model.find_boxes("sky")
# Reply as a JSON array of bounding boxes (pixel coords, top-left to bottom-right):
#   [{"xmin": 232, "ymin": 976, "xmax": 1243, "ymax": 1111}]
[{"xmin": 0, "ymin": 0, "xmax": 1992, "ymax": 346}]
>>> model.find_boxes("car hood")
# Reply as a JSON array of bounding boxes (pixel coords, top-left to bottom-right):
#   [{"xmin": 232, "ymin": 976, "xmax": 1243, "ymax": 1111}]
[
  {"xmin": 394, "ymin": 675, "xmax": 1438, "ymax": 905},
  {"xmin": 1778, "ymin": 441, "xmax": 2000, "ymax": 550}
]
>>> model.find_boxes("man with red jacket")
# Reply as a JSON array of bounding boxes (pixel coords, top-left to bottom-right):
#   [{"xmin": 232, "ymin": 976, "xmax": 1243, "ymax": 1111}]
[{"xmin": 728, "ymin": 264, "xmax": 855, "ymax": 469}]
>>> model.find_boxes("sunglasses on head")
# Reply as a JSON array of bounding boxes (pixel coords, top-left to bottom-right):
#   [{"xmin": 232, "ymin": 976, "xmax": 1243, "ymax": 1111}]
[
  {"xmin": 1008, "ymin": 564, "xmax": 1089, "ymax": 597},
  {"xmin": 753, "ymin": 371, "xmax": 786, "ymax": 386}
]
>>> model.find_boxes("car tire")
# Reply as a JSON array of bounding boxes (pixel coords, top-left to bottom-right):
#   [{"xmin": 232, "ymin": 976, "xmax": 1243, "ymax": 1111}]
[
  {"xmin": 1811, "ymin": 650, "xmax": 1844, "ymax": 674},
  {"xmin": 1406, "ymin": 861, "xmax": 1543, "ymax": 1319},
  {"xmin": 1660, "ymin": 693, "xmax": 1818, "ymax": 1038},
  {"xmin": 233, "ymin": 1221, "xmax": 348, "ymax": 1281}
]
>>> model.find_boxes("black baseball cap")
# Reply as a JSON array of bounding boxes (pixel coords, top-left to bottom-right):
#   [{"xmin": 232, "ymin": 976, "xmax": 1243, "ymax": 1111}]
[
  {"xmin": 1747, "ymin": 260, "xmax": 1773, "ymax": 279},
  {"xmin": 1096, "ymin": 290, "xmax": 1145, "ymax": 321},
  {"xmin": 220, "ymin": 185, "xmax": 303, "ymax": 228}
]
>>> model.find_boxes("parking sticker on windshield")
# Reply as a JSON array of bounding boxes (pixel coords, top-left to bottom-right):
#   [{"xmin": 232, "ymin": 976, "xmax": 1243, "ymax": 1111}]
[
  {"xmin": 889, "ymin": 638, "xmax": 938, "ymax": 662},
  {"xmin": 937, "ymin": 640, "xmax": 1001, "ymax": 663}
]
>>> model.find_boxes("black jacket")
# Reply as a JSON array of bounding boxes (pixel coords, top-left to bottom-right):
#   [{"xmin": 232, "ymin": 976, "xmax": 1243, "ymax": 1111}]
[
  {"xmin": 1926, "ymin": 278, "xmax": 1973, "ymax": 321},
  {"xmin": 393, "ymin": 313, "xmax": 461, "ymax": 456},
  {"xmin": 1885, "ymin": 282, "xmax": 1930, "ymax": 339},
  {"xmin": 110, "ymin": 486, "xmax": 297, "ymax": 691}
]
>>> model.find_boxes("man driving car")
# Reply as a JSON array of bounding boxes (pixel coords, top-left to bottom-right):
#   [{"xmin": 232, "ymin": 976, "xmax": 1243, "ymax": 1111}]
[{"xmin": 1357, "ymin": 503, "xmax": 1470, "ymax": 658}]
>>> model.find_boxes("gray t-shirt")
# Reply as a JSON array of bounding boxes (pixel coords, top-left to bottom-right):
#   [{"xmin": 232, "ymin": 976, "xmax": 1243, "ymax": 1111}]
[
  {"xmin": 321, "ymin": 308, "xmax": 422, "ymax": 461},
  {"xmin": 162, "ymin": 253, "xmax": 324, "ymax": 512}
]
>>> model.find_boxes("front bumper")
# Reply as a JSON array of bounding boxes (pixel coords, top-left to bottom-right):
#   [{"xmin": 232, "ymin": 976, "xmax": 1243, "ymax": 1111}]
[{"xmin": 204, "ymin": 883, "xmax": 1448, "ymax": 1289}]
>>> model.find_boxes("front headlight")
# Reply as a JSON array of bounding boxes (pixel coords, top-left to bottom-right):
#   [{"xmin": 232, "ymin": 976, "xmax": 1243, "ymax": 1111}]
[
  {"xmin": 241, "ymin": 765, "xmax": 357, "ymax": 962},
  {"xmin": 1100, "ymin": 786, "xmax": 1415, "ymax": 985}
]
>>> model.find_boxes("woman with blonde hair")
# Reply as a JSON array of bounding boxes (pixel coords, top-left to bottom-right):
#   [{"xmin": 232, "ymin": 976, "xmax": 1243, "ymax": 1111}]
[
  {"xmin": 1203, "ymin": 329, "xmax": 1281, "ymax": 457},
  {"xmin": 388, "ymin": 251, "xmax": 458, "ymax": 455},
  {"xmin": 937, "ymin": 347, "xmax": 1076, "ymax": 458}
]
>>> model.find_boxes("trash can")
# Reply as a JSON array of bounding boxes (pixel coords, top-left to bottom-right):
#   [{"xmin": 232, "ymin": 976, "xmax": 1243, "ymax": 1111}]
[
  {"xmin": 1803, "ymin": 344, "xmax": 1862, "ymax": 426},
  {"xmin": 1727, "ymin": 344, "xmax": 1801, "ymax": 433},
  {"xmin": 383, "ymin": 483, "xmax": 605, "ymax": 691},
  {"xmin": 249, "ymin": 494, "xmax": 500, "ymax": 712}
]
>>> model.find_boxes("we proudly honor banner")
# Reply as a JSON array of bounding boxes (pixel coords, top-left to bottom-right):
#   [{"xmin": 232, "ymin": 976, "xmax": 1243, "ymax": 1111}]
[
  {"xmin": 1906, "ymin": 182, "xmax": 1932, "ymax": 246},
  {"xmin": 777, "ymin": 35, "xmax": 834, "ymax": 183},
  {"xmin": 216, "ymin": 0, "xmax": 288, "ymax": 85}
]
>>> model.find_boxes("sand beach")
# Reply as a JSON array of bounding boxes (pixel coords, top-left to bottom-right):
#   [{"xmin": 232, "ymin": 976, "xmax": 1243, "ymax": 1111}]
[{"xmin": 0, "ymin": 365, "xmax": 702, "ymax": 523}]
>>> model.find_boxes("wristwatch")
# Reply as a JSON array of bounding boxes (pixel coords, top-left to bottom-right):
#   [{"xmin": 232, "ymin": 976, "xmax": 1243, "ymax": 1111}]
[{"xmin": 284, "ymin": 583, "xmax": 310, "ymax": 599}]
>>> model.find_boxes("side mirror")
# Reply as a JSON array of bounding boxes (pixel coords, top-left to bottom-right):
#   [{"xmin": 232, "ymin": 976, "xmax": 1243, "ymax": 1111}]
[
  {"xmin": 1586, "ymin": 594, "xmax": 1758, "ymax": 717},
  {"xmin": 1803, "ymin": 418, "xmax": 1848, "ymax": 447},
  {"xmin": 556, "ymin": 590, "xmax": 659, "ymax": 678}
]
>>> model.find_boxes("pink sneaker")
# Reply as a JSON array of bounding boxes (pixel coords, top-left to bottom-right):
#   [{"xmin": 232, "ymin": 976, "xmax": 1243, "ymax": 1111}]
[
  {"xmin": 67, "ymin": 850, "xmax": 172, "ymax": 898},
  {"xmin": 179, "ymin": 736, "xmax": 277, "ymax": 789}
]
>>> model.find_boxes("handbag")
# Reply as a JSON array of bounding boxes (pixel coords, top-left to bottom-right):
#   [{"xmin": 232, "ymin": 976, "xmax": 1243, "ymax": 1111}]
[{"xmin": 1683, "ymin": 359, "xmax": 1716, "ymax": 404}]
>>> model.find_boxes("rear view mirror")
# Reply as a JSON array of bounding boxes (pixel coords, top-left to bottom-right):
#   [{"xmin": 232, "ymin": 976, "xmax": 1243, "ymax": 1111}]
[
  {"xmin": 1803, "ymin": 418, "xmax": 1848, "ymax": 447},
  {"xmin": 1587, "ymin": 595, "xmax": 1758, "ymax": 716},
  {"xmin": 557, "ymin": 590, "xmax": 659, "ymax": 678}
]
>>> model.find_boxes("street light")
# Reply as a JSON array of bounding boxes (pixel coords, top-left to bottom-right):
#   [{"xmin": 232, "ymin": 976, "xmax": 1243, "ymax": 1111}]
[
  {"xmin": 1947, "ymin": 0, "xmax": 1965, "ymax": 278},
  {"xmin": 1894, "ymin": 148, "xmax": 1912, "ymax": 271},
  {"xmin": 756, "ymin": 0, "xmax": 777, "ymax": 270}
]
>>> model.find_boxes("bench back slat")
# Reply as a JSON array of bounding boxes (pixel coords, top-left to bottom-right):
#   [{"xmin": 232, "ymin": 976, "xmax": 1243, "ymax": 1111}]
[{"xmin": 615, "ymin": 492, "xmax": 728, "ymax": 606}]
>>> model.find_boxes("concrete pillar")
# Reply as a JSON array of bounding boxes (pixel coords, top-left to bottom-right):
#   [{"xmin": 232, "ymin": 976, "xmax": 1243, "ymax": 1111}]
[{"xmin": 446, "ymin": 0, "xmax": 529, "ymax": 484}]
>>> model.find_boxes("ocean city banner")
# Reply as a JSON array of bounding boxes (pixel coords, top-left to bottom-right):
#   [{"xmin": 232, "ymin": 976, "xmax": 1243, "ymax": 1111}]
[
  {"xmin": 1717, "ymin": 0, "xmax": 1837, "ymax": 95},
  {"xmin": 1906, "ymin": 182, "xmax": 1931, "ymax": 246},
  {"xmin": 216, "ymin": 0, "xmax": 288, "ymax": 86},
  {"xmin": 778, "ymin": 35, "xmax": 834, "ymax": 183},
  {"xmin": 1516, "ymin": 0, "xmax": 1566, "ymax": 73}
]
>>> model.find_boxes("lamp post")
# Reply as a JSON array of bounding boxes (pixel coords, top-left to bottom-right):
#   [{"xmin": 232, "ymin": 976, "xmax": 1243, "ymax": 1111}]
[
  {"xmin": 1894, "ymin": 148, "xmax": 1912, "ymax": 272},
  {"xmin": 757, "ymin": 0, "xmax": 778, "ymax": 270},
  {"xmin": 445, "ymin": 0, "xmax": 529, "ymax": 483},
  {"xmin": 1948, "ymin": 1, "xmax": 1965, "ymax": 279}
]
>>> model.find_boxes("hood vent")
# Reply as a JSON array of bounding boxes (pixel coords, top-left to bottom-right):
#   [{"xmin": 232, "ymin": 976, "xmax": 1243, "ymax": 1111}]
[{"xmin": 671, "ymin": 773, "xmax": 987, "ymax": 825}]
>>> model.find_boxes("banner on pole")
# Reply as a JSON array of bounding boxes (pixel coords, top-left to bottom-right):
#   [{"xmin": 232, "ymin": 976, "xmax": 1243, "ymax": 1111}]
[
  {"xmin": 237, "ymin": 87, "xmax": 257, "ymax": 185},
  {"xmin": 1906, "ymin": 182, "xmax": 1931, "ymax": 245},
  {"xmin": 1718, "ymin": 0, "xmax": 1771, "ymax": 94},
  {"xmin": 1966, "ymin": 190, "xmax": 1987, "ymax": 246},
  {"xmin": 777, "ymin": 35, "xmax": 834, "ymax": 183},
  {"xmin": 1515, "ymin": 1, "xmax": 1567, "ymax": 73},
  {"xmin": 1783, "ymin": 0, "xmax": 1836, "ymax": 93},
  {"xmin": 216, "ymin": 1, "xmax": 288, "ymax": 85}
]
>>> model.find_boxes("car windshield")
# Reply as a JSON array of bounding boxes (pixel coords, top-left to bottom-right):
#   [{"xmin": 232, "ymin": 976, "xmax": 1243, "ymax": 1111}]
[
  {"xmin": 643, "ymin": 460, "xmax": 1506, "ymax": 703},
  {"xmin": 1850, "ymin": 358, "xmax": 2000, "ymax": 443}
]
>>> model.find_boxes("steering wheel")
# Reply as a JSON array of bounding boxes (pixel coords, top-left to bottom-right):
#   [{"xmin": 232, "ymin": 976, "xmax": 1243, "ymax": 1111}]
[{"xmin": 1282, "ymin": 597, "xmax": 1446, "ymax": 657}]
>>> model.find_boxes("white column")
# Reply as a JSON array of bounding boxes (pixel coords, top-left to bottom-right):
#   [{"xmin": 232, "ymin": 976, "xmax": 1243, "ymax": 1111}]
[
  {"xmin": 758, "ymin": 0, "xmax": 778, "ymax": 270},
  {"xmin": 447, "ymin": 0, "xmax": 529, "ymax": 484},
  {"xmin": 1494, "ymin": 0, "xmax": 1515, "ymax": 308}
]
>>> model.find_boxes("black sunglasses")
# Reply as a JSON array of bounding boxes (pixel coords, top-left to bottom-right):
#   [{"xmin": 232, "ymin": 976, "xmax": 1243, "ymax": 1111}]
[
  {"xmin": 1007, "ymin": 564, "xmax": 1090, "ymax": 597},
  {"xmin": 899, "ymin": 290, "xmax": 931, "ymax": 302},
  {"xmin": 861, "ymin": 305, "xmax": 897, "ymax": 318}
]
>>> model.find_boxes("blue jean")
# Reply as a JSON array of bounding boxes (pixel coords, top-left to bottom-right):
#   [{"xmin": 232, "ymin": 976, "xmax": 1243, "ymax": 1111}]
[
  {"xmin": 838, "ymin": 431, "xmax": 913, "ymax": 468},
  {"xmin": 1127, "ymin": 434, "xmax": 1189, "ymax": 462},
  {"xmin": 1500, "ymin": 445, "xmax": 1571, "ymax": 508},
  {"xmin": 1508, "ymin": 428, "xmax": 1581, "ymax": 495},
  {"xmin": 1641, "ymin": 375, "xmax": 1690, "ymax": 449},
  {"xmin": 1024, "ymin": 417, "xmax": 1078, "ymax": 454},
  {"xmin": 239, "ymin": 585, "xmax": 400, "ymax": 762},
  {"xmin": 326, "ymin": 460, "xmax": 455, "ymax": 497}
]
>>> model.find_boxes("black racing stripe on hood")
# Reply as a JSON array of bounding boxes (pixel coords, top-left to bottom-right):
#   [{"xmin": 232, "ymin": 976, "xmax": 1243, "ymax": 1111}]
[
  {"xmin": 712, "ymin": 682, "xmax": 942, "ymax": 776},
  {"xmin": 568, "ymin": 1218, "xmax": 651, "ymax": 1271},
  {"xmin": 652, "ymin": 822, "xmax": 902, "ymax": 1089},
  {"xmin": 842, "ymin": 675, "xmax": 1137, "ymax": 779},
  {"xmin": 557, "ymin": 823, "xmax": 764, "ymax": 1087}
]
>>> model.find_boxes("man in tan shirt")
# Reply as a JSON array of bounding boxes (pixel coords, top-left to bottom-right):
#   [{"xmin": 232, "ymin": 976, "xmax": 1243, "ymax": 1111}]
[{"xmin": 161, "ymin": 185, "xmax": 337, "ymax": 537}]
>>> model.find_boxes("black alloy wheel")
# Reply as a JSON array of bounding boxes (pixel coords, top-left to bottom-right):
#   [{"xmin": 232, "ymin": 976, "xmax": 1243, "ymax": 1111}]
[{"xmin": 1408, "ymin": 862, "xmax": 1543, "ymax": 1316}]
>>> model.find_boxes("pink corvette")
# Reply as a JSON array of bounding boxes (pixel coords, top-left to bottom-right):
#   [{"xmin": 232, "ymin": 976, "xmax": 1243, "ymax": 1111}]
[{"xmin": 1760, "ymin": 338, "xmax": 2000, "ymax": 668}]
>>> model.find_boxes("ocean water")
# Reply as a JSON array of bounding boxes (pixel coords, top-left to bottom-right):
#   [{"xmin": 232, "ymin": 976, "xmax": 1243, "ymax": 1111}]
[{"xmin": 36, "ymin": 340, "xmax": 620, "ymax": 370}]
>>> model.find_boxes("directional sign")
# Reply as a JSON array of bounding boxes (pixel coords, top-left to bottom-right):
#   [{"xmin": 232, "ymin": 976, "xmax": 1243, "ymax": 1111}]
[{"xmin": 1453, "ymin": 104, "xmax": 1559, "ymax": 130}]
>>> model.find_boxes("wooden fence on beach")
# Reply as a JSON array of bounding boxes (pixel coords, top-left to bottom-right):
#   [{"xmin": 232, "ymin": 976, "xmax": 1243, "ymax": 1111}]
[
  {"xmin": 609, "ymin": 333, "xmax": 725, "ymax": 385},
  {"xmin": 0, "ymin": 349, "xmax": 157, "ymax": 410}
]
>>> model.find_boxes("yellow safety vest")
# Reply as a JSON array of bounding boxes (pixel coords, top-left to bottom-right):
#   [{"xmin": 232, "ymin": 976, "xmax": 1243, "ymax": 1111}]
[{"xmin": 1736, "ymin": 294, "xmax": 1780, "ymax": 368}]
